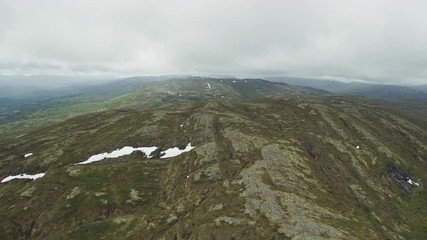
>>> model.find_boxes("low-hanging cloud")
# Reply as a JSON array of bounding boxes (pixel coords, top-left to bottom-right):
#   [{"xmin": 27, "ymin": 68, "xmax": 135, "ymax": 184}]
[{"xmin": 1, "ymin": 0, "xmax": 427, "ymax": 84}]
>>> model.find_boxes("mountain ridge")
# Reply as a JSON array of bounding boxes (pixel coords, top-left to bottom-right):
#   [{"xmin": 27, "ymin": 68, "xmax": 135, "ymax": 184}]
[
  {"xmin": 266, "ymin": 76, "xmax": 427, "ymax": 100},
  {"xmin": 0, "ymin": 77, "xmax": 426, "ymax": 239}
]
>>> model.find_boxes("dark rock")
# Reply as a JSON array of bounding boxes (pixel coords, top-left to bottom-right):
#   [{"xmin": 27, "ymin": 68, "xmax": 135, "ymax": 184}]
[
  {"xmin": 274, "ymin": 123, "xmax": 287, "ymax": 131},
  {"xmin": 387, "ymin": 164, "xmax": 414, "ymax": 193},
  {"xmin": 149, "ymin": 148, "xmax": 165, "ymax": 159},
  {"xmin": 193, "ymin": 134, "xmax": 205, "ymax": 146},
  {"xmin": 130, "ymin": 151, "xmax": 147, "ymax": 159},
  {"xmin": 176, "ymin": 141, "xmax": 188, "ymax": 150}
]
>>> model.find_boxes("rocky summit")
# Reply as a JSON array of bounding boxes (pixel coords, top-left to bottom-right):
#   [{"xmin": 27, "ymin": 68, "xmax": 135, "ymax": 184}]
[{"xmin": 0, "ymin": 78, "xmax": 426, "ymax": 239}]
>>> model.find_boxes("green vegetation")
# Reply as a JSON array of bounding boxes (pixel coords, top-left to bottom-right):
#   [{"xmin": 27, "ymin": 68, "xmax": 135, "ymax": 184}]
[{"xmin": 0, "ymin": 77, "xmax": 426, "ymax": 239}]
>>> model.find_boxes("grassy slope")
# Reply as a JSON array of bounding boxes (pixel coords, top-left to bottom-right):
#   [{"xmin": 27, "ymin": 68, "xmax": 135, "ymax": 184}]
[
  {"xmin": 0, "ymin": 77, "xmax": 323, "ymax": 136},
  {"xmin": 0, "ymin": 93, "xmax": 426, "ymax": 239}
]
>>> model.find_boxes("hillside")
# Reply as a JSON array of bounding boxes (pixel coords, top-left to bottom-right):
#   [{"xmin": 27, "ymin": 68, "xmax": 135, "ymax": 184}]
[
  {"xmin": 343, "ymin": 84, "xmax": 427, "ymax": 100},
  {"xmin": 0, "ymin": 79, "xmax": 426, "ymax": 239},
  {"xmin": 267, "ymin": 76, "xmax": 427, "ymax": 100},
  {"xmin": 266, "ymin": 76, "xmax": 353, "ymax": 92},
  {"xmin": 415, "ymin": 85, "xmax": 427, "ymax": 94},
  {"xmin": 0, "ymin": 77, "xmax": 324, "ymax": 135}
]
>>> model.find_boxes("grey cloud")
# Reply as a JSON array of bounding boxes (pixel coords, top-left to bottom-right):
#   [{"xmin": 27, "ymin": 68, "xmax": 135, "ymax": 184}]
[{"xmin": 0, "ymin": 0, "xmax": 426, "ymax": 85}]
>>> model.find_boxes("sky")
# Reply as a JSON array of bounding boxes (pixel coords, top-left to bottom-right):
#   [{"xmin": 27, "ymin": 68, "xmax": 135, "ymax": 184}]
[{"xmin": 1, "ymin": 0, "xmax": 427, "ymax": 85}]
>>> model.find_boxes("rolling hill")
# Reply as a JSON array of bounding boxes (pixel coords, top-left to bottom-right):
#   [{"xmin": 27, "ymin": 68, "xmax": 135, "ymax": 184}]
[
  {"xmin": 0, "ymin": 77, "xmax": 426, "ymax": 239},
  {"xmin": 267, "ymin": 76, "xmax": 427, "ymax": 100},
  {"xmin": 0, "ymin": 77, "xmax": 324, "ymax": 135}
]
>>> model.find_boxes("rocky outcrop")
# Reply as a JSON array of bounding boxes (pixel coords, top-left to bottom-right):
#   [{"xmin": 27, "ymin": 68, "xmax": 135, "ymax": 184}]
[{"xmin": 387, "ymin": 164, "xmax": 418, "ymax": 193}]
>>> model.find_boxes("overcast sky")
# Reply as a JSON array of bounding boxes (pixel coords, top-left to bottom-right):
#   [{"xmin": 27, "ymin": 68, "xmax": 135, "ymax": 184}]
[{"xmin": 1, "ymin": 0, "xmax": 427, "ymax": 85}]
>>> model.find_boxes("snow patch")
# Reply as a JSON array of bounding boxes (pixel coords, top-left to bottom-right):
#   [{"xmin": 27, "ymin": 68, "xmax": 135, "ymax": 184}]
[
  {"xmin": 76, "ymin": 146, "xmax": 158, "ymax": 165},
  {"xmin": 407, "ymin": 178, "xmax": 420, "ymax": 186},
  {"xmin": 76, "ymin": 143, "xmax": 196, "ymax": 165},
  {"xmin": 24, "ymin": 153, "xmax": 33, "ymax": 158},
  {"xmin": 1, "ymin": 173, "xmax": 45, "ymax": 183},
  {"xmin": 161, "ymin": 143, "xmax": 195, "ymax": 159}
]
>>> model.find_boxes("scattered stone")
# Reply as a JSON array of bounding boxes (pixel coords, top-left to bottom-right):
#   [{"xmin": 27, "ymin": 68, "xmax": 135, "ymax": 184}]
[
  {"xmin": 166, "ymin": 214, "xmax": 177, "ymax": 223},
  {"xmin": 202, "ymin": 164, "xmax": 222, "ymax": 180},
  {"xmin": 113, "ymin": 216, "xmax": 134, "ymax": 225},
  {"xmin": 176, "ymin": 204, "xmax": 185, "ymax": 213},
  {"xmin": 66, "ymin": 187, "xmax": 81, "ymax": 200},
  {"xmin": 309, "ymin": 109, "xmax": 317, "ymax": 115},
  {"xmin": 66, "ymin": 167, "xmax": 81, "ymax": 177},
  {"xmin": 94, "ymin": 192, "xmax": 106, "ymax": 197},
  {"xmin": 20, "ymin": 186, "xmax": 36, "ymax": 197},
  {"xmin": 209, "ymin": 203, "xmax": 223, "ymax": 212},
  {"xmin": 214, "ymin": 216, "xmax": 245, "ymax": 226},
  {"xmin": 113, "ymin": 217, "xmax": 127, "ymax": 224},
  {"xmin": 127, "ymin": 189, "xmax": 142, "ymax": 203},
  {"xmin": 223, "ymin": 180, "xmax": 230, "ymax": 188},
  {"xmin": 148, "ymin": 222, "xmax": 156, "ymax": 229}
]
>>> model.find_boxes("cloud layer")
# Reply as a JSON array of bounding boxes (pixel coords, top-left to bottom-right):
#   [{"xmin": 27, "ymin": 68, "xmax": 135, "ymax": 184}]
[{"xmin": 1, "ymin": 0, "xmax": 427, "ymax": 84}]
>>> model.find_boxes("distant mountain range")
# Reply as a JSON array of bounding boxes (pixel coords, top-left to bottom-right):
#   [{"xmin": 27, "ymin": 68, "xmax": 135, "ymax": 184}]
[
  {"xmin": 1, "ymin": 75, "xmax": 426, "ymax": 106},
  {"xmin": 0, "ymin": 77, "xmax": 325, "ymax": 135},
  {"xmin": 0, "ymin": 76, "xmax": 184, "ymax": 109},
  {"xmin": 415, "ymin": 84, "xmax": 427, "ymax": 93},
  {"xmin": 266, "ymin": 76, "xmax": 427, "ymax": 100},
  {"xmin": 0, "ymin": 75, "xmax": 176, "ymax": 100}
]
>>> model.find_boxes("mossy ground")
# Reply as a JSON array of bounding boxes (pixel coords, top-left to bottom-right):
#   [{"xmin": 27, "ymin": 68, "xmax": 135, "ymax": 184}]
[{"xmin": 0, "ymin": 78, "xmax": 426, "ymax": 239}]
